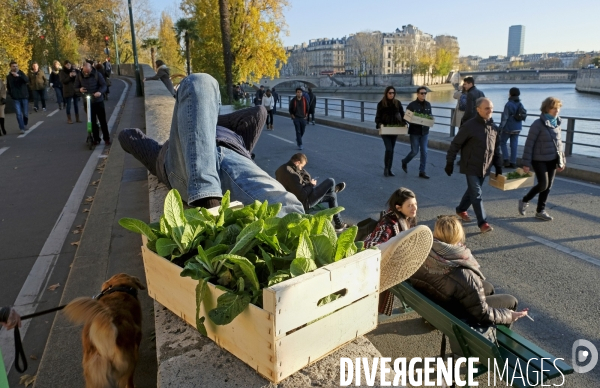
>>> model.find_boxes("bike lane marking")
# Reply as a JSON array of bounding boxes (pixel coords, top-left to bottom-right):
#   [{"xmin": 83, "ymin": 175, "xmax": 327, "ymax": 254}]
[
  {"xmin": 17, "ymin": 121, "xmax": 44, "ymax": 138},
  {"xmin": 0, "ymin": 79, "xmax": 130, "ymax": 373},
  {"xmin": 0, "ymin": 147, "xmax": 8, "ymax": 157},
  {"xmin": 47, "ymin": 109, "xmax": 59, "ymax": 117}
]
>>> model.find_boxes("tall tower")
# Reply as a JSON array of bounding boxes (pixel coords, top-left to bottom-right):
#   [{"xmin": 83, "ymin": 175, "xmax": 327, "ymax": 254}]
[{"xmin": 507, "ymin": 25, "xmax": 525, "ymax": 57}]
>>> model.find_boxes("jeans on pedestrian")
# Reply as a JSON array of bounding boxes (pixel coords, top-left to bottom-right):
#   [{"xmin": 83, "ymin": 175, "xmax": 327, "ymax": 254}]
[
  {"xmin": 523, "ymin": 159, "xmax": 557, "ymax": 213},
  {"xmin": 12, "ymin": 98, "xmax": 29, "ymax": 130},
  {"xmin": 53, "ymin": 87, "xmax": 64, "ymax": 105},
  {"xmin": 33, "ymin": 89, "xmax": 46, "ymax": 109},
  {"xmin": 456, "ymin": 175, "xmax": 487, "ymax": 227},
  {"xmin": 292, "ymin": 117, "xmax": 307, "ymax": 146},
  {"xmin": 381, "ymin": 134, "xmax": 397, "ymax": 152},
  {"xmin": 90, "ymin": 101, "xmax": 110, "ymax": 142},
  {"xmin": 500, "ymin": 132, "xmax": 519, "ymax": 164},
  {"xmin": 164, "ymin": 73, "xmax": 304, "ymax": 216},
  {"xmin": 65, "ymin": 96, "xmax": 80, "ymax": 115},
  {"xmin": 306, "ymin": 178, "xmax": 342, "ymax": 226},
  {"xmin": 402, "ymin": 134, "xmax": 429, "ymax": 172}
]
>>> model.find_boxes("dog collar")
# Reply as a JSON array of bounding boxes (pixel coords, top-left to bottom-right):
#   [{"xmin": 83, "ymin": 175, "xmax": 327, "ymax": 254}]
[{"xmin": 94, "ymin": 286, "xmax": 138, "ymax": 300}]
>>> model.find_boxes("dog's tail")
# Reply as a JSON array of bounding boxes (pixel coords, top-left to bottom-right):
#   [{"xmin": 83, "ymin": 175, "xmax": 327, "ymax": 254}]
[{"xmin": 64, "ymin": 297, "xmax": 118, "ymax": 360}]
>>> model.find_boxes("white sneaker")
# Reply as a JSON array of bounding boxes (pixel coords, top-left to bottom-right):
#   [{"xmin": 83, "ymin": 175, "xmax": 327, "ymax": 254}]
[
  {"xmin": 20, "ymin": 129, "xmax": 25, "ymax": 134},
  {"xmin": 377, "ymin": 225, "xmax": 433, "ymax": 291},
  {"xmin": 43, "ymin": 108, "xmax": 46, "ymax": 112}
]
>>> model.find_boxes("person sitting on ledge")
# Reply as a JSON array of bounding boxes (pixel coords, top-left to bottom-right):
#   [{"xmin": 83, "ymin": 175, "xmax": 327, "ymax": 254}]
[
  {"xmin": 118, "ymin": 73, "xmax": 304, "ymax": 216},
  {"xmin": 275, "ymin": 153, "xmax": 349, "ymax": 232},
  {"xmin": 409, "ymin": 215, "xmax": 528, "ymax": 327}
]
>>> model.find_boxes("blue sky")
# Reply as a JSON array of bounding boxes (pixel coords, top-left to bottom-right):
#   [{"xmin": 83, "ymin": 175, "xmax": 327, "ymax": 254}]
[{"xmin": 148, "ymin": 0, "xmax": 600, "ymax": 58}]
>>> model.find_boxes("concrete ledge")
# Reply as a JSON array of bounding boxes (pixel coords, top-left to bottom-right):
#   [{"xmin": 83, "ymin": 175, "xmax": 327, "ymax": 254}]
[
  {"xmin": 142, "ymin": 67, "xmax": 386, "ymax": 387},
  {"xmin": 275, "ymin": 111, "xmax": 600, "ymax": 185}
]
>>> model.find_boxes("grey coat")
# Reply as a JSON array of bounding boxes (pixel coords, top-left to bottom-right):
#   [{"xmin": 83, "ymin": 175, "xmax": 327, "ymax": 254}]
[{"xmin": 521, "ymin": 115, "xmax": 563, "ymax": 167}]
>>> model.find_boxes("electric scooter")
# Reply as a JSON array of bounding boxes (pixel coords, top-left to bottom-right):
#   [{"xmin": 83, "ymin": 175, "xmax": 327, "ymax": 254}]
[{"xmin": 84, "ymin": 94, "xmax": 94, "ymax": 150}]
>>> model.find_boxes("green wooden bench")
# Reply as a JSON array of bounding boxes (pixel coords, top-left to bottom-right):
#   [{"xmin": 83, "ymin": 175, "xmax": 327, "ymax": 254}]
[{"xmin": 390, "ymin": 282, "xmax": 574, "ymax": 387}]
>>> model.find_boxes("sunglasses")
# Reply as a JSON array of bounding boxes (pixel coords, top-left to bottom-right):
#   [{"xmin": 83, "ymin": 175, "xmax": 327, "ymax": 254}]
[
  {"xmin": 419, "ymin": 92, "xmax": 427, "ymax": 95},
  {"xmin": 387, "ymin": 91, "xmax": 396, "ymax": 95}
]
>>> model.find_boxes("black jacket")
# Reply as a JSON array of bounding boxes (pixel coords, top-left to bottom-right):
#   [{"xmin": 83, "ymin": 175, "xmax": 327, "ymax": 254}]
[
  {"xmin": 375, "ymin": 99, "xmax": 405, "ymax": 129},
  {"xmin": 49, "ymin": 71, "xmax": 62, "ymax": 89},
  {"xmin": 308, "ymin": 92, "xmax": 316, "ymax": 113},
  {"xmin": 74, "ymin": 71, "xmax": 107, "ymax": 103},
  {"xmin": 59, "ymin": 67, "xmax": 79, "ymax": 98},
  {"xmin": 406, "ymin": 99, "xmax": 432, "ymax": 136},
  {"xmin": 6, "ymin": 70, "xmax": 29, "ymax": 100},
  {"xmin": 275, "ymin": 161, "xmax": 313, "ymax": 210},
  {"xmin": 446, "ymin": 115, "xmax": 502, "ymax": 177},
  {"xmin": 461, "ymin": 86, "xmax": 485, "ymax": 124},
  {"xmin": 288, "ymin": 96, "xmax": 309, "ymax": 118}
]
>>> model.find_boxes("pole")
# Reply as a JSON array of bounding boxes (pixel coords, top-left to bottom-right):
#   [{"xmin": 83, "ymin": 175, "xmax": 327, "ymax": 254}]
[
  {"xmin": 112, "ymin": 22, "xmax": 121, "ymax": 76},
  {"xmin": 127, "ymin": 0, "xmax": 143, "ymax": 96}
]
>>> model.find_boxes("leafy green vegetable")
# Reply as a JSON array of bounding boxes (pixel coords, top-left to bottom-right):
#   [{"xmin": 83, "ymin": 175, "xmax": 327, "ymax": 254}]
[
  {"xmin": 506, "ymin": 171, "xmax": 532, "ymax": 180},
  {"xmin": 119, "ymin": 188, "xmax": 367, "ymax": 335}
]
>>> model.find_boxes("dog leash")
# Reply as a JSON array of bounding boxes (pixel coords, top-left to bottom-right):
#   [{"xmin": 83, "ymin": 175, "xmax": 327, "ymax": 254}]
[{"xmin": 13, "ymin": 305, "xmax": 67, "ymax": 373}]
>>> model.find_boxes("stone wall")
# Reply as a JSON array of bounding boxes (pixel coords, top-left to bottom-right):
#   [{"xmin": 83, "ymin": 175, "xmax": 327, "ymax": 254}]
[
  {"xmin": 470, "ymin": 71, "xmax": 576, "ymax": 84},
  {"xmin": 576, "ymin": 68, "xmax": 600, "ymax": 94}
]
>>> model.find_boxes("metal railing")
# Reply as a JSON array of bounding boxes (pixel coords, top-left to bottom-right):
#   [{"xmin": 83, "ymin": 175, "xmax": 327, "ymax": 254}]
[{"xmin": 283, "ymin": 95, "xmax": 600, "ymax": 157}]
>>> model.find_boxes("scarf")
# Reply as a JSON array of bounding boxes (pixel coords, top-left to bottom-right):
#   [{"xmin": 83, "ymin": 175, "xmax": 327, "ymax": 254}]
[
  {"xmin": 423, "ymin": 239, "xmax": 485, "ymax": 280},
  {"xmin": 544, "ymin": 113, "xmax": 558, "ymax": 127}
]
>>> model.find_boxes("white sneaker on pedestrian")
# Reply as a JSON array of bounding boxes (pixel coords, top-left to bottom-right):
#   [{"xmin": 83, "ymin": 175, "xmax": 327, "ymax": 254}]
[
  {"xmin": 20, "ymin": 129, "xmax": 25, "ymax": 134},
  {"xmin": 43, "ymin": 108, "xmax": 46, "ymax": 112},
  {"xmin": 377, "ymin": 225, "xmax": 433, "ymax": 291}
]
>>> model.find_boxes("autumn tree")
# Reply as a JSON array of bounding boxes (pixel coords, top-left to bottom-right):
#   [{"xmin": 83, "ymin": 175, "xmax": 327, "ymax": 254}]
[
  {"xmin": 0, "ymin": 2, "xmax": 32, "ymax": 77},
  {"xmin": 157, "ymin": 12, "xmax": 185, "ymax": 74},
  {"xmin": 393, "ymin": 34, "xmax": 419, "ymax": 79},
  {"xmin": 347, "ymin": 31, "xmax": 382, "ymax": 85},
  {"xmin": 181, "ymin": 0, "xmax": 288, "ymax": 91},
  {"xmin": 141, "ymin": 38, "xmax": 161, "ymax": 69}
]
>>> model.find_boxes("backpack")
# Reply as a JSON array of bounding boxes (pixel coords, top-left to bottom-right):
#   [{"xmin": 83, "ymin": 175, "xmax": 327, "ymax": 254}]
[
  {"xmin": 458, "ymin": 94, "xmax": 467, "ymax": 111},
  {"xmin": 513, "ymin": 103, "xmax": 527, "ymax": 121}
]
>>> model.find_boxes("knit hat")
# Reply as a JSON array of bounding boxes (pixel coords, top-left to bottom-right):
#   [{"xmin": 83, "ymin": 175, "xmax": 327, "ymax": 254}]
[{"xmin": 118, "ymin": 128, "xmax": 162, "ymax": 176}]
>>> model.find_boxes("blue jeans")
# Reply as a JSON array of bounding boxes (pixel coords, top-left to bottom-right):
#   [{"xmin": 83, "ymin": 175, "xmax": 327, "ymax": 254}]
[
  {"xmin": 12, "ymin": 99, "xmax": 29, "ymax": 130},
  {"xmin": 402, "ymin": 134, "xmax": 428, "ymax": 173},
  {"xmin": 500, "ymin": 132, "xmax": 519, "ymax": 164},
  {"xmin": 65, "ymin": 96, "xmax": 80, "ymax": 115},
  {"xmin": 53, "ymin": 87, "xmax": 64, "ymax": 105},
  {"xmin": 164, "ymin": 73, "xmax": 303, "ymax": 216},
  {"xmin": 292, "ymin": 117, "xmax": 307, "ymax": 146},
  {"xmin": 456, "ymin": 175, "xmax": 487, "ymax": 227}
]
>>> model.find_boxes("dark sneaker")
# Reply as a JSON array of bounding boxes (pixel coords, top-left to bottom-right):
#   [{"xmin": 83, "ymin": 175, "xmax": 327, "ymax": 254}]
[
  {"xmin": 518, "ymin": 199, "xmax": 529, "ymax": 216},
  {"xmin": 419, "ymin": 172, "xmax": 430, "ymax": 179},
  {"xmin": 402, "ymin": 161, "xmax": 408, "ymax": 173},
  {"xmin": 509, "ymin": 163, "xmax": 517, "ymax": 169},
  {"xmin": 298, "ymin": 145, "xmax": 303, "ymax": 150},
  {"xmin": 334, "ymin": 182, "xmax": 346, "ymax": 193},
  {"xmin": 34, "ymin": 107, "xmax": 38, "ymax": 112},
  {"xmin": 503, "ymin": 160, "xmax": 510, "ymax": 167},
  {"xmin": 105, "ymin": 139, "xmax": 111, "ymax": 146},
  {"xmin": 480, "ymin": 223, "xmax": 493, "ymax": 233},
  {"xmin": 535, "ymin": 211, "xmax": 553, "ymax": 221},
  {"xmin": 456, "ymin": 211, "xmax": 472, "ymax": 222},
  {"xmin": 334, "ymin": 223, "xmax": 350, "ymax": 232}
]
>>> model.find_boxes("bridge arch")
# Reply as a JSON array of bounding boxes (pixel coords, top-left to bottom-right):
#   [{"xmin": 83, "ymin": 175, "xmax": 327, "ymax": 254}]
[{"xmin": 255, "ymin": 77, "xmax": 319, "ymax": 90}]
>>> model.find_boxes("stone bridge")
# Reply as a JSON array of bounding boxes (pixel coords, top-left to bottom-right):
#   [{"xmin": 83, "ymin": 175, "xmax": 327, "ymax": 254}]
[{"xmin": 255, "ymin": 76, "xmax": 321, "ymax": 89}]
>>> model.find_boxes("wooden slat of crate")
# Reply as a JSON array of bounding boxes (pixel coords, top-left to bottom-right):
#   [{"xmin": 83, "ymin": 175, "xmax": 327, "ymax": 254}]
[
  {"xmin": 142, "ymin": 243, "xmax": 277, "ymax": 378},
  {"xmin": 262, "ymin": 249, "xmax": 380, "ymax": 338},
  {"xmin": 273, "ymin": 293, "xmax": 378, "ymax": 382},
  {"xmin": 489, "ymin": 169, "xmax": 535, "ymax": 191},
  {"xmin": 404, "ymin": 109, "xmax": 435, "ymax": 127},
  {"xmin": 379, "ymin": 125, "xmax": 408, "ymax": 135}
]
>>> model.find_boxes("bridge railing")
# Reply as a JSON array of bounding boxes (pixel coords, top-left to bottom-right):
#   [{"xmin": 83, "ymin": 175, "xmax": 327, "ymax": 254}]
[{"xmin": 283, "ymin": 95, "xmax": 600, "ymax": 158}]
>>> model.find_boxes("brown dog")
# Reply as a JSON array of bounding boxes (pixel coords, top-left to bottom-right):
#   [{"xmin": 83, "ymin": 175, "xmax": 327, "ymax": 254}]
[{"xmin": 64, "ymin": 273, "xmax": 146, "ymax": 388}]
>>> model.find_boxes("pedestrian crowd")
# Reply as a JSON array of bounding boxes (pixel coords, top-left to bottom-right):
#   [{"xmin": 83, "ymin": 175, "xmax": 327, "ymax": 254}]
[{"xmin": 3, "ymin": 58, "xmax": 113, "ymax": 144}]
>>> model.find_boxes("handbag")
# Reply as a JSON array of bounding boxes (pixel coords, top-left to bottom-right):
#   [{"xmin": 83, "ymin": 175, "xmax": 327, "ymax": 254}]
[{"xmin": 105, "ymin": 77, "xmax": 112, "ymax": 87}]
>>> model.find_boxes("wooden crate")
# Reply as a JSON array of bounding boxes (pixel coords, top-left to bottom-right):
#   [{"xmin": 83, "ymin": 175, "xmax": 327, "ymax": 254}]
[
  {"xmin": 404, "ymin": 109, "xmax": 435, "ymax": 127},
  {"xmin": 489, "ymin": 168, "xmax": 535, "ymax": 191},
  {"xmin": 379, "ymin": 124, "xmax": 408, "ymax": 135},
  {"xmin": 141, "ymin": 210, "xmax": 380, "ymax": 383}
]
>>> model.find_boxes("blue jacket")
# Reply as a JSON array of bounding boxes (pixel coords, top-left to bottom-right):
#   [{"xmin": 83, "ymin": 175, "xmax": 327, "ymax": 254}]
[{"xmin": 499, "ymin": 97, "xmax": 523, "ymax": 133}]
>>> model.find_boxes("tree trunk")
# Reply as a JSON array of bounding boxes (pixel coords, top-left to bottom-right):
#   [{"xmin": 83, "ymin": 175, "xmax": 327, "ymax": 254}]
[
  {"xmin": 151, "ymin": 48, "xmax": 155, "ymax": 69},
  {"xmin": 219, "ymin": 0, "xmax": 233, "ymax": 104},
  {"xmin": 185, "ymin": 32, "xmax": 191, "ymax": 75}
]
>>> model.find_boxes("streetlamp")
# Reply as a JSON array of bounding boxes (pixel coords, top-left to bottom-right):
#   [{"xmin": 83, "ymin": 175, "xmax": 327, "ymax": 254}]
[
  {"xmin": 97, "ymin": 9, "xmax": 121, "ymax": 75},
  {"xmin": 127, "ymin": 0, "xmax": 143, "ymax": 96}
]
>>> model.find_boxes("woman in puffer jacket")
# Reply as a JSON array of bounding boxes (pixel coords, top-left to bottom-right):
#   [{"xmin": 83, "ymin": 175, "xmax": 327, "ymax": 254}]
[
  {"xmin": 410, "ymin": 215, "xmax": 528, "ymax": 326},
  {"xmin": 518, "ymin": 97, "xmax": 565, "ymax": 222}
]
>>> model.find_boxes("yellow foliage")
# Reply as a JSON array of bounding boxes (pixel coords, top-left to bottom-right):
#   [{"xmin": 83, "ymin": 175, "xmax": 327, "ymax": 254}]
[
  {"xmin": 0, "ymin": 4, "xmax": 32, "ymax": 78},
  {"xmin": 182, "ymin": 0, "xmax": 288, "ymax": 84},
  {"xmin": 157, "ymin": 12, "xmax": 185, "ymax": 74}
]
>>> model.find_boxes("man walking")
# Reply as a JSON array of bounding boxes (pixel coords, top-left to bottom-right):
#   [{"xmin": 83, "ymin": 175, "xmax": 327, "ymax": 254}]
[
  {"xmin": 6, "ymin": 61, "xmax": 29, "ymax": 133},
  {"xmin": 445, "ymin": 97, "xmax": 502, "ymax": 233},
  {"xmin": 255, "ymin": 85, "xmax": 265, "ymax": 106},
  {"xmin": 460, "ymin": 76, "xmax": 485, "ymax": 125},
  {"xmin": 307, "ymin": 87, "xmax": 316, "ymax": 125},
  {"xmin": 289, "ymin": 87, "xmax": 309, "ymax": 150},
  {"xmin": 402, "ymin": 86, "xmax": 432, "ymax": 179},
  {"xmin": 275, "ymin": 153, "xmax": 349, "ymax": 232},
  {"xmin": 28, "ymin": 62, "xmax": 47, "ymax": 112},
  {"xmin": 75, "ymin": 62, "xmax": 111, "ymax": 145},
  {"xmin": 271, "ymin": 87, "xmax": 279, "ymax": 114}
]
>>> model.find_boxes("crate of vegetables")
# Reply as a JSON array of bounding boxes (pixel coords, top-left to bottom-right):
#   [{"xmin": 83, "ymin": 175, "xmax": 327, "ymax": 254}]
[
  {"xmin": 404, "ymin": 110, "xmax": 435, "ymax": 127},
  {"xmin": 489, "ymin": 168, "xmax": 535, "ymax": 191},
  {"xmin": 379, "ymin": 124, "xmax": 408, "ymax": 135},
  {"xmin": 121, "ymin": 189, "xmax": 380, "ymax": 383}
]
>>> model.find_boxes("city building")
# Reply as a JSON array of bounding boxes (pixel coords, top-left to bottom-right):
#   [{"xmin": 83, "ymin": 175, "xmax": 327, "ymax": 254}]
[
  {"xmin": 507, "ymin": 25, "xmax": 525, "ymax": 57},
  {"xmin": 306, "ymin": 37, "xmax": 346, "ymax": 75}
]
